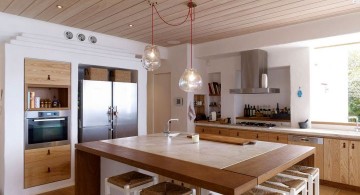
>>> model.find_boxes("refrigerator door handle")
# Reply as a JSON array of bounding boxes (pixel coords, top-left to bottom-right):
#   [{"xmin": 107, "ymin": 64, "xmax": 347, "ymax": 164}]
[
  {"xmin": 113, "ymin": 106, "xmax": 118, "ymax": 117},
  {"xmin": 107, "ymin": 106, "xmax": 113, "ymax": 123},
  {"xmin": 108, "ymin": 128, "xmax": 114, "ymax": 139}
]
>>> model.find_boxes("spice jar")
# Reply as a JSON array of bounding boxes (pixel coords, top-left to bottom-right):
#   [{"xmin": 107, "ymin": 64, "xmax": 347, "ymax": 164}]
[{"xmin": 40, "ymin": 100, "xmax": 45, "ymax": 108}]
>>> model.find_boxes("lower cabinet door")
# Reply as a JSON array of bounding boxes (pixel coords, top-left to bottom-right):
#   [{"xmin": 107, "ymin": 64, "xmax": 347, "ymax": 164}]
[
  {"xmin": 349, "ymin": 141, "xmax": 360, "ymax": 186},
  {"xmin": 24, "ymin": 145, "xmax": 71, "ymax": 188},
  {"xmin": 324, "ymin": 138, "xmax": 349, "ymax": 184},
  {"xmin": 24, "ymin": 158, "xmax": 71, "ymax": 188}
]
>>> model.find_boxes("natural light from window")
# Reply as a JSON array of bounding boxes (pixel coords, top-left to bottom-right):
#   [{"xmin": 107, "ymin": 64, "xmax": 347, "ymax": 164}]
[{"xmin": 312, "ymin": 44, "xmax": 360, "ymax": 123}]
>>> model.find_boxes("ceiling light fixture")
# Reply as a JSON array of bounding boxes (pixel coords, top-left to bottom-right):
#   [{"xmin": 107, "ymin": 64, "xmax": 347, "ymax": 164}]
[
  {"xmin": 178, "ymin": 1, "xmax": 202, "ymax": 92},
  {"xmin": 56, "ymin": 5, "xmax": 63, "ymax": 9},
  {"xmin": 145, "ymin": 0, "xmax": 202, "ymax": 92},
  {"xmin": 129, "ymin": 24, "xmax": 133, "ymax": 27},
  {"xmin": 142, "ymin": 2, "xmax": 161, "ymax": 71}
]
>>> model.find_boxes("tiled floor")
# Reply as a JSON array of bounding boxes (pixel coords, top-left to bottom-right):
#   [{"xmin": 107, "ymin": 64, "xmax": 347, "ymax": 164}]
[{"xmin": 39, "ymin": 185, "xmax": 360, "ymax": 195}]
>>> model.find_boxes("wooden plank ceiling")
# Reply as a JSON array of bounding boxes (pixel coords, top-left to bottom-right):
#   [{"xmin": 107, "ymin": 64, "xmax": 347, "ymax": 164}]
[{"xmin": 1, "ymin": 0, "xmax": 360, "ymax": 47}]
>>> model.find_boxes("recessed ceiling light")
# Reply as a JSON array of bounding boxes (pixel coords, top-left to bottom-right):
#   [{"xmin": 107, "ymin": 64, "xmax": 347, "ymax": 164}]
[
  {"xmin": 57, "ymin": 5, "xmax": 63, "ymax": 9},
  {"xmin": 167, "ymin": 40, "xmax": 181, "ymax": 45},
  {"xmin": 129, "ymin": 24, "xmax": 133, "ymax": 27}
]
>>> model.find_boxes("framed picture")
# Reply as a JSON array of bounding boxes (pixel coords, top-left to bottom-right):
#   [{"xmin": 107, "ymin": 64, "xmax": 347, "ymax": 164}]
[{"xmin": 175, "ymin": 97, "xmax": 183, "ymax": 106}]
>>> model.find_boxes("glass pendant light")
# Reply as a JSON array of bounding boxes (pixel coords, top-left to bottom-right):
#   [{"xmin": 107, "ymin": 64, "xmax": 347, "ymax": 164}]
[
  {"xmin": 179, "ymin": 1, "xmax": 202, "ymax": 92},
  {"xmin": 142, "ymin": 3, "xmax": 161, "ymax": 71},
  {"xmin": 179, "ymin": 68, "xmax": 202, "ymax": 92}
]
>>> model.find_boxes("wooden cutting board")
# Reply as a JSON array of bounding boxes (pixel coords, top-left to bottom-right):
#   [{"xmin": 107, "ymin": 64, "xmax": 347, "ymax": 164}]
[{"xmin": 198, "ymin": 134, "xmax": 256, "ymax": 145}]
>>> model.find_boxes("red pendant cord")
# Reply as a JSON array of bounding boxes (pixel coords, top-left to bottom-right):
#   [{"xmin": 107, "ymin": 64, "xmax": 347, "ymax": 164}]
[
  {"xmin": 190, "ymin": 0, "xmax": 193, "ymax": 69},
  {"xmin": 154, "ymin": 5, "xmax": 190, "ymax": 26},
  {"xmin": 152, "ymin": 4, "xmax": 154, "ymax": 45}
]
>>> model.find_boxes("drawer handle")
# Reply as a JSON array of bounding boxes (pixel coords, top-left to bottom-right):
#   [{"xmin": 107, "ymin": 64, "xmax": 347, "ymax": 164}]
[
  {"xmin": 343, "ymin": 143, "xmax": 346, "ymax": 148},
  {"xmin": 300, "ymin": 138, "xmax": 309, "ymax": 142},
  {"xmin": 47, "ymin": 150, "xmax": 50, "ymax": 155},
  {"xmin": 256, "ymin": 134, "xmax": 259, "ymax": 139},
  {"xmin": 47, "ymin": 75, "xmax": 51, "ymax": 80},
  {"xmin": 277, "ymin": 136, "xmax": 279, "ymax": 141},
  {"xmin": 237, "ymin": 132, "xmax": 239, "ymax": 136},
  {"xmin": 219, "ymin": 131, "xmax": 221, "ymax": 135},
  {"xmin": 202, "ymin": 129, "xmax": 204, "ymax": 132},
  {"xmin": 352, "ymin": 144, "xmax": 355, "ymax": 149},
  {"xmin": 47, "ymin": 167, "xmax": 51, "ymax": 173}
]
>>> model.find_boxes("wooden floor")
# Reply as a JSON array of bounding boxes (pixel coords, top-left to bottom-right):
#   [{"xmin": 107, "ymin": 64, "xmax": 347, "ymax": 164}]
[{"xmin": 38, "ymin": 185, "xmax": 360, "ymax": 195}]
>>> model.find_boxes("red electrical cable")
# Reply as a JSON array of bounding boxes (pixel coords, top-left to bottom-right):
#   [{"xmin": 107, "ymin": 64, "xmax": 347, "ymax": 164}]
[
  {"xmin": 153, "ymin": 5, "xmax": 190, "ymax": 27},
  {"xmin": 190, "ymin": 0, "xmax": 193, "ymax": 69},
  {"xmin": 152, "ymin": 4, "xmax": 154, "ymax": 45}
]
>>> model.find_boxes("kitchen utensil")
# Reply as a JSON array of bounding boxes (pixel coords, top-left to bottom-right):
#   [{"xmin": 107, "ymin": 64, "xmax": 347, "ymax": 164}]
[{"xmin": 298, "ymin": 119, "xmax": 308, "ymax": 129}]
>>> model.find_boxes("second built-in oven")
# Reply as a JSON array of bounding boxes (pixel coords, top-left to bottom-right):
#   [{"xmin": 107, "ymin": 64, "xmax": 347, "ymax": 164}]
[{"xmin": 25, "ymin": 110, "xmax": 70, "ymax": 149}]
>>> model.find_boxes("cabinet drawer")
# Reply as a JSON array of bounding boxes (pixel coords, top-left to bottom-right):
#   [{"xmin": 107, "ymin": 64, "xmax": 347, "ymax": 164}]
[
  {"xmin": 195, "ymin": 126, "xmax": 217, "ymax": 134},
  {"xmin": 24, "ymin": 157, "xmax": 70, "ymax": 188},
  {"xmin": 215, "ymin": 128, "xmax": 230, "ymax": 136},
  {"xmin": 242, "ymin": 131, "xmax": 268, "ymax": 141},
  {"xmin": 25, "ymin": 58, "xmax": 71, "ymax": 86},
  {"xmin": 229, "ymin": 130, "xmax": 247, "ymax": 138},
  {"xmin": 268, "ymin": 133, "xmax": 288, "ymax": 143},
  {"xmin": 25, "ymin": 145, "xmax": 70, "ymax": 164}
]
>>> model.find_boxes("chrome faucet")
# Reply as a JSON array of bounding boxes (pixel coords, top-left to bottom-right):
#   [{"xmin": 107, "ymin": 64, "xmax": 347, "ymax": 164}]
[
  {"xmin": 348, "ymin": 116, "xmax": 359, "ymax": 132},
  {"xmin": 164, "ymin": 118, "xmax": 179, "ymax": 135}
]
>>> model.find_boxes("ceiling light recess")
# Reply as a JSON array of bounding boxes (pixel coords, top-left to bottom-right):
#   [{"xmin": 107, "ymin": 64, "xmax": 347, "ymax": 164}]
[{"xmin": 56, "ymin": 5, "xmax": 63, "ymax": 9}]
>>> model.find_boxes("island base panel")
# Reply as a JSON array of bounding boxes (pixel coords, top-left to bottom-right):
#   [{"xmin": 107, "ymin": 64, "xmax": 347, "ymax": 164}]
[{"xmin": 75, "ymin": 149, "xmax": 100, "ymax": 195}]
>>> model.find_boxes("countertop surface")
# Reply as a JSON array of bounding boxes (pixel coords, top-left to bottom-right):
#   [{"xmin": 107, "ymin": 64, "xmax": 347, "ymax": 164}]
[
  {"xmin": 76, "ymin": 134, "xmax": 315, "ymax": 195},
  {"xmin": 195, "ymin": 122, "xmax": 360, "ymax": 140},
  {"xmin": 103, "ymin": 133, "xmax": 285, "ymax": 169}
]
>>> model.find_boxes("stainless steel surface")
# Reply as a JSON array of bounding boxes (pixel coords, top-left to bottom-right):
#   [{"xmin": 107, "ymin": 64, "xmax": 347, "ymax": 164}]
[
  {"xmin": 229, "ymin": 49, "xmax": 280, "ymax": 94},
  {"xmin": 79, "ymin": 126, "xmax": 111, "ymax": 143},
  {"xmin": 164, "ymin": 118, "xmax": 179, "ymax": 135},
  {"xmin": 33, "ymin": 118, "xmax": 65, "ymax": 122},
  {"xmin": 81, "ymin": 80, "xmax": 112, "ymax": 127},
  {"xmin": 25, "ymin": 110, "xmax": 70, "ymax": 150},
  {"xmin": 288, "ymin": 135, "xmax": 324, "ymax": 144},
  {"xmin": 112, "ymin": 82, "xmax": 138, "ymax": 138},
  {"xmin": 79, "ymin": 80, "xmax": 112, "ymax": 143}
]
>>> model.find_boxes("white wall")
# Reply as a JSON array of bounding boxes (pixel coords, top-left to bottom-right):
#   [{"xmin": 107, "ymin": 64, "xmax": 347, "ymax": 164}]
[
  {"xmin": 0, "ymin": 12, "xmax": 153, "ymax": 194},
  {"xmin": 0, "ymin": 43, "xmax": 4, "ymax": 195},
  {"xmin": 206, "ymin": 54, "xmax": 241, "ymax": 122},
  {"xmin": 266, "ymin": 47, "xmax": 311, "ymax": 127},
  {"xmin": 0, "ymin": 12, "xmax": 168, "ymax": 59}
]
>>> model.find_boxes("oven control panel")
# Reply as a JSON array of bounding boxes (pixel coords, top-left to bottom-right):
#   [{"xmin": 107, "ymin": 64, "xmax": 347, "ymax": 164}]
[{"xmin": 38, "ymin": 111, "xmax": 59, "ymax": 117}]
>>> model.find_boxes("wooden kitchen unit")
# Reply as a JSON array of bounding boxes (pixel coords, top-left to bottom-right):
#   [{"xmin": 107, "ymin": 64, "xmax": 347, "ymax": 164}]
[
  {"xmin": 24, "ymin": 145, "xmax": 71, "ymax": 188},
  {"xmin": 75, "ymin": 134, "xmax": 315, "ymax": 195},
  {"xmin": 195, "ymin": 125, "xmax": 288, "ymax": 143},
  {"xmin": 24, "ymin": 58, "xmax": 71, "ymax": 111},
  {"xmin": 324, "ymin": 138, "xmax": 360, "ymax": 186}
]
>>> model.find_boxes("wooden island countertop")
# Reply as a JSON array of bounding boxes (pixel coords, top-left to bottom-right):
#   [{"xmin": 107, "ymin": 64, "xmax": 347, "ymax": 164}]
[{"xmin": 75, "ymin": 133, "xmax": 315, "ymax": 195}]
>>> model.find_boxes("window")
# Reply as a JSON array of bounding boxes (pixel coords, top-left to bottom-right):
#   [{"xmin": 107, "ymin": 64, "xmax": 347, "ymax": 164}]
[{"xmin": 311, "ymin": 44, "xmax": 360, "ymax": 123}]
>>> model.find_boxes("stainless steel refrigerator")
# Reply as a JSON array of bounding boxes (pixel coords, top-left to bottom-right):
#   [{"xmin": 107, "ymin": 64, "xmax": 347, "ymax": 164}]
[{"xmin": 78, "ymin": 80, "xmax": 138, "ymax": 143}]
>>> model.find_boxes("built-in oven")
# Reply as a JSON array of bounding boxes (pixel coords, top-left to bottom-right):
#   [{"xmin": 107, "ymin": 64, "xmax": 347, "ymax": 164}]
[{"xmin": 25, "ymin": 110, "xmax": 70, "ymax": 149}]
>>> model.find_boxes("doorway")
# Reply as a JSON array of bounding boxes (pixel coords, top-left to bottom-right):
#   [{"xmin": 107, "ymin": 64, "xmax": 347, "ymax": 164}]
[{"xmin": 153, "ymin": 73, "xmax": 171, "ymax": 133}]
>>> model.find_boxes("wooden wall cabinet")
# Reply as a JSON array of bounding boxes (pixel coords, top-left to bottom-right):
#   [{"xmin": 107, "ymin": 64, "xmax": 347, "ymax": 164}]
[
  {"xmin": 25, "ymin": 58, "xmax": 71, "ymax": 86},
  {"xmin": 24, "ymin": 145, "xmax": 71, "ymax": 188},
  {"xmin": 24, "ymin": 58, "xmax": 71, "ymax": 111}
]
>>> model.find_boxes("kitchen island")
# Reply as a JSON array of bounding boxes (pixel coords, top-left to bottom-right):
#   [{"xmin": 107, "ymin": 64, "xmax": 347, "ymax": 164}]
[{"xmin": 75, "ymin": 133, "xmax": 315, "ymax": 195}]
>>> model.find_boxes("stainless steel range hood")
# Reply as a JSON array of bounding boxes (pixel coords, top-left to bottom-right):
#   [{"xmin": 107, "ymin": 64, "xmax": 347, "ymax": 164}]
[{"xmin": 230, "ymin": 49, "xmax": 280, "ymax": 94}]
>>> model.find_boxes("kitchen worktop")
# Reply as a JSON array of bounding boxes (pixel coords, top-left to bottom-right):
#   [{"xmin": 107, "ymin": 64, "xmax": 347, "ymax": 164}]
[
  {"xmin": 76, "ymin": 134, "xmax": 315, "ymax": 194},
  {"xmin": 103, "ymin": 133, "xmax": 285, "ymax": 169},
  {"xmin": 195, "ymin": 122, "xmax": 360, "ymax": 140}
]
